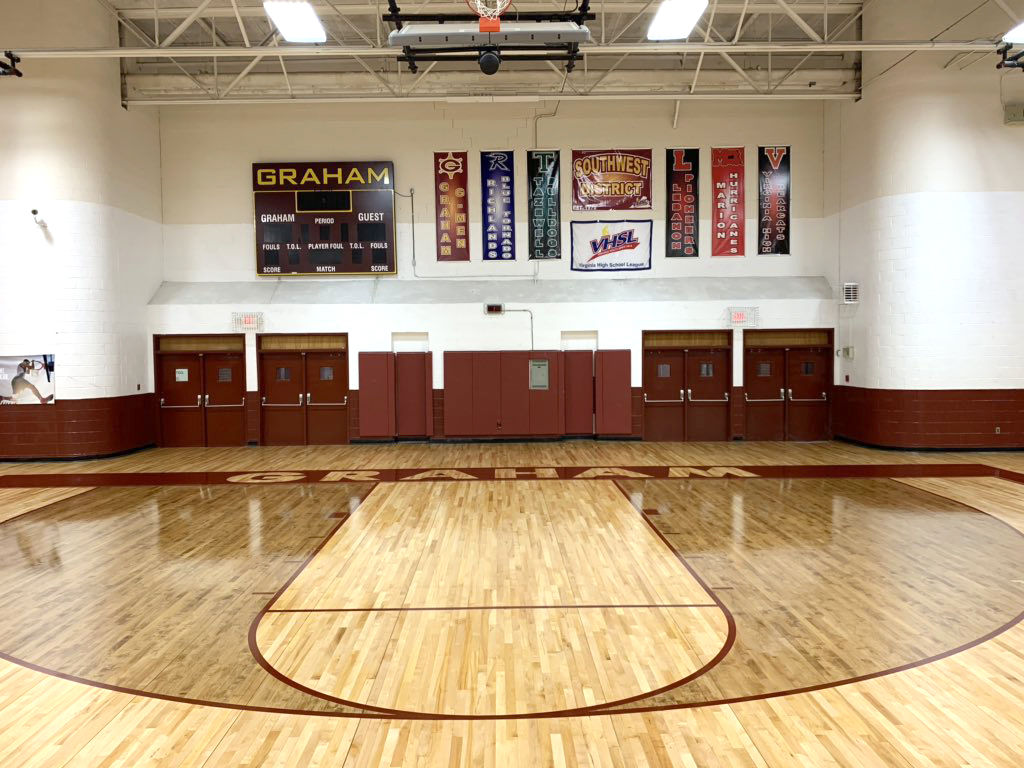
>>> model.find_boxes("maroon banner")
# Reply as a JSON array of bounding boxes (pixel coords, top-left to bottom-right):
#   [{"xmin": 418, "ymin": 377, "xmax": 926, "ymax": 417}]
[
  {"xmin": 434, "ymin": 151, "xmax": 470, "ymax": 262},
  {"xmin": 571, "ymin": 149, "xmax": 652, "ymax": 211},
  {"xmin": 711, "ymin": 147, "xmax": 745, "ymax": 257},
  {"xmin": 666, "ymin": 148, "xmax": 699, "ymax": 257},
  {"xmin": 758, "ymin": 146, "xmax": 791, "ymax": 255}
]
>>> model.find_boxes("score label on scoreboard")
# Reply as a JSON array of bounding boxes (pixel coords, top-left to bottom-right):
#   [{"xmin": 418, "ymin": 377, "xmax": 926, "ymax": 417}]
[{"xmin": 252, "ymin": 161, "xmax": 396, "ymax": 277}]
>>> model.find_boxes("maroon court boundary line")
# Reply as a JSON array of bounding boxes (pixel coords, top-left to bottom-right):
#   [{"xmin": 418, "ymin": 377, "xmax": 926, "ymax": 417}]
[{"xmin": 264, "ymin": 603, "xmax": 720, "ymax": 613}]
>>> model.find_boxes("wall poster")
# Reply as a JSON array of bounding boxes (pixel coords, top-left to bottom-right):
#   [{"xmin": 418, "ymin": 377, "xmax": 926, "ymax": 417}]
[
  {"xmin": 527, "ymin": 150, "xmax": 561, "ymax": 260},
  {"xmin": 758, "ymin": 146, "xmax": 791, "ymax": 255},
  {"xmin": 571, "ymin": 149, "xmax": 652, "ymax": 211},
  {"xmin": 570, "ymin": 220, "xmax": 653, "ymax": 272},
  {"xmin": 0, "ymin": 355, "xmax": 55, "ymax": 404},
  {"xmin": 666, "ymin": 148, "xmax": 700, "ymax": 257},
  {"xmin": 480, "ymin": 151, "xmax": 516, "ymax": 261},
  {"xmin": 434, "ymin": 151, "xmax": 470, "ymax": 262},
  {"xmin": 711, "ymin": 147, "xmax": 745, "ymax": 257}
]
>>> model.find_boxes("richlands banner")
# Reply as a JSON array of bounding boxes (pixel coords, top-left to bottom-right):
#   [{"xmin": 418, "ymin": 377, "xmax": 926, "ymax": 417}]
[
  {"xmin": 571, "ymin": 149, "xmax": 652, "ymax": 211},
  {"xmin": 0, "ymin": 355, "xmax": 55, "ymax": 404},
  {"xmin": 481, "ymin": 150, "xmax": 516, "ymax": 261},
  {"xmin": 527, "ymin": 150, "xmax": 561, "ymax": 259},
  {"xmin": 758, "ymin": 146, "xmax": 791, "ymax": 255},
  {"xmin": 570, "ymin": 220, "xmax": 653, "ymax": 272}
]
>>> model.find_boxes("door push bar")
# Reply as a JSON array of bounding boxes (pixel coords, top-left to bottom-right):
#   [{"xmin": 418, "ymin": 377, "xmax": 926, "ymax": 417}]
[
  {"xmin": 686, "ymin": 389, "xmax": 730, "ymax": 403},
  {"xmin": 160, "ymin": 394, "xmax": 202, "ymax": 409},
  {"xmin": 206, "ymin": 396, "xmax": 246, "ymax": 408},
  {"xmin": 260, "ymin": 394, "xmax": 304, "ymax": 406},
  {"xmin": 744, "ymin": 388, "xmax": 786, "ymax": 403},
  {"xmin": 643, "ymin": 390, "xmax": 686, "ymax": 404},
  {"xmin": 306, "ymin": 393, "xmax": 348, "ymax": 406},
  {"xmin": 787, "ymin": 389, "xmax": 828, "ymax": 403}
]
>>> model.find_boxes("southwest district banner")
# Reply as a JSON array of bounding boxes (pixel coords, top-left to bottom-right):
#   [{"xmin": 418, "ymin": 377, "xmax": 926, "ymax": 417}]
[
  {"xmin": 571, "ymin": 149, "xmax": 652, "ymax": 211},
  {"xmin": 570, "ymin": 220, "xmax": 653, "ymax": 272},
  {"xmin": 0, "ymin": 355, "xmax": 55, "ymax": 404},
  {"xmin": 527, "ymin": 150, "xmax": 560, "ymax": 260},
  {"xmin": 434, "ymin": 151, "xmax": 470, "ymax": 261},
  {"xmin": 711, "ymin": 147, "xmax": 745, "ymax": 257},
  {"xmin": 758, "ymin": 146, "xmax": 791, "ymax": 255},
  {"xmin": 666, "ymin": 148, "xmax": 699, "ymax": 258},
  {"xmin": 481, "ymin": 151, "xmax": 516, "ymax": 261}
]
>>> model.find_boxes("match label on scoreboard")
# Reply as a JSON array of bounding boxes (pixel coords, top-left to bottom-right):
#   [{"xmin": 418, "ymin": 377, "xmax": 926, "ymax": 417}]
[{"xmin": 252, "ymin": 162, "xmax": 396, "ymax": 277}]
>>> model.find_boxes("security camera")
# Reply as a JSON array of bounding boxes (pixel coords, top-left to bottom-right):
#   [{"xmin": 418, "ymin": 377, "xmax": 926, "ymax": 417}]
[
  {"xmin": 31, "ymin": 209, "xmax": 38, "ymax": 216},
  {"xmin": 479, "ymin": 47, "xmax": 501, "ymax": 76},
  {"xmin": 32, "ymin": 209, "xmax": 48, "ymax": 229}
]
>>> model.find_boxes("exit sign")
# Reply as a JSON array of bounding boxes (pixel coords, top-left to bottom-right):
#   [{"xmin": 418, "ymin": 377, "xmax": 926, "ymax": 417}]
[{"xmin": 728, "ymin": 307, "xmax": 759, "ymax": 328}]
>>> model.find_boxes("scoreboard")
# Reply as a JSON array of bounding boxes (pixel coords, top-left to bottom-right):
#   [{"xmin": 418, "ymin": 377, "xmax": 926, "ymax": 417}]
[{"xmin": 252, "ymin": 161, "xmax": 396, "ymax": 276}]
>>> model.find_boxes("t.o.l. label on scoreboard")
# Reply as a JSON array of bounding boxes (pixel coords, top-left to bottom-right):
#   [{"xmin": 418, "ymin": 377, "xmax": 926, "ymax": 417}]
[{"xmin": 252, "ymin": 162, "xmax": 396, "ymax": 276}]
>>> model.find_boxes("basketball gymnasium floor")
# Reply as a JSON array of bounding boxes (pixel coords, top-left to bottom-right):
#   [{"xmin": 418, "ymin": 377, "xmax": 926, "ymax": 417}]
[{"xmin": 1, "ymin": 440, "xmax": 1022, "ymax": 767}]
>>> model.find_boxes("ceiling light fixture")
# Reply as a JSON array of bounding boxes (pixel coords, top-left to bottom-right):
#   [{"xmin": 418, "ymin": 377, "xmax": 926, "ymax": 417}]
[
  {"xmin": 263, "ymin": 1, "xmax": 327, "ymax": 43},
  {"xmin": 647, "ymin": 0, "xmax": 709, "ymax": 42},
  {"xmin": 1005, "ymin": 21, "xmax": 1024, "ymax": 45}
]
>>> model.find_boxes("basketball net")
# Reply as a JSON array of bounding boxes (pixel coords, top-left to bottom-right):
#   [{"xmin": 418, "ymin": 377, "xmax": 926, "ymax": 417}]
[{"xmin": 466, "ymin": 0, "xmax": 509, "ymax": 32}]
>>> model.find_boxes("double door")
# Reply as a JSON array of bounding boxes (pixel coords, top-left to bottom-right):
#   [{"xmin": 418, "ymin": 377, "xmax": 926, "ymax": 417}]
[
  {"xmin": 744, "ymin": 346, "xmax": 831, "ymax": 441},
  {"xmin": 642, "ymin": 348, "xmax": 731, "ymax": 441},
  {"xmin": 158, "ymin": 352, "xmax": 246, "ymax": 447},
  {"xmin": 260, "ymin": 351, "xmax": 349, "ymax": 445}
]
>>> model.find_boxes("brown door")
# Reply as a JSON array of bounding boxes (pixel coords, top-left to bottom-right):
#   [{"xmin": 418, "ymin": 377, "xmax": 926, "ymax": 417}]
[
  {"xmin": 786, "ymin": 347, "xmax": 831, "ymax": 441},
  {"xmin": 158, "ymin": 353, "xmax": 204, "ymax": 447},
  {"xmin": 744, "ymin": 348, "xmax": 786, "ymax": 441},
  {"xmin": 261, "ymin": 352, "xmax": 305, "ymax": 445},
  {"xmin": 643, "ymin": 350, "xmax": 685, "ymax": 441},
  {"xmin": 685, "ymin": 349, "xmax": 731, "ymax": 441},
  {"xmin": 203, "ymin": 353, "xmax": 246, "ymax": 447},
  {"xmin": 306, "ymin": 351, "xmax": 349, "ymax": 445}
]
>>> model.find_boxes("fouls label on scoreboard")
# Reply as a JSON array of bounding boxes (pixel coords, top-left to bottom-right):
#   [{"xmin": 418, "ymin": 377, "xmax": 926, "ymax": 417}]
[{"xmin": 252, "ymin": 162, "xmax": 396, "ymax": 277}]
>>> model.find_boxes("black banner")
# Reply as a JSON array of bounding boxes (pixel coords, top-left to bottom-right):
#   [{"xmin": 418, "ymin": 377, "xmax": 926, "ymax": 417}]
[
  {"xmin": 527, "ymin": 150, "xmax": 561, "ymax": 259},
  {"xmin": 666, "ymin": 148, "xmax": 699, "ymax": 257},
  {"xmin": 758, "ymin": 146, "xmax": 791, "ymax": 255}
]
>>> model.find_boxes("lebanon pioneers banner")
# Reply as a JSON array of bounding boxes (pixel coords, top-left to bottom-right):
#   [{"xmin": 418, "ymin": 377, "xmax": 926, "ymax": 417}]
[
  {"xmin": 571, "ymin": 149, "xmax": 652, "ymax": 211},
  {"xmin": 434, "ymin": 151, "xmax": 470, "ymax": 261},
  {"xmin": 480, "ymin": 151, "xmax": 516, "ymax": 261},
  {"xmin": 711, "ymin": 147, "xmax": 745, "ymax": 257},
  {"xmin": 570, "ymin": 220, "xmax": 653, "ymax": 272},
  {"xmin": 527, "ymin": 150, "xmax": 561, "ymax": 259},
  {"xmin": 758, "ymin": 146, "xmax": 791, "ymax": 255},
  {"xmin": 666, "ymin": 148, "xmax": 700, "ymax": 258},
  {"xmin": 0, "ymin": 355, "xmax": 55, "ymax": 404}
]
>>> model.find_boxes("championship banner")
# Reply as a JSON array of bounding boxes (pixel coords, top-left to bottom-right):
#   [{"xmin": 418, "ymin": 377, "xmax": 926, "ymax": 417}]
[
  {"xmin": 758, "ymin": 146, "xmax": 791, "ymax": 255},
  {"xmin": 527, "ymin": 150, "xmax": 560, "ymax": 260},
  {"xmin": 711, "ymin": 147, "xmax": 745, "ymax": 257},
  {"xmin": 571, "ymin": 149, "xmax": 652, "ymax": 211},
  {"xmin": 0, "ymin": 355, "xmax": 55, "ymax": 404},
  {"xmin": 480, "ymin": 151, "xmax": 516, "ymax": 261},
  {"xmin": 434, "ymin": 151, "xmax": 470, "ymax": 262},
  {"xmin": 666, "ymin": 148, "xmax": 699, "ymax": 258},
  {"xmin": 570, "ymin": 220, "xmax": 653, "ymax": 272}
]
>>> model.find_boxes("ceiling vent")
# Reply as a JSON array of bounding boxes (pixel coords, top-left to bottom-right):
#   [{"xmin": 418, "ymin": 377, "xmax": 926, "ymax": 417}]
[{"xmin": 842, "ymin": 283, "xmax": 860, "ymax": 305}]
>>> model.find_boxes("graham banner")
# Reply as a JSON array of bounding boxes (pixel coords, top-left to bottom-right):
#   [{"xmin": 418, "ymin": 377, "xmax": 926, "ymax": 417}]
[
  {"xmin": 527, "ymin": 150, "xmax": 560, "ymax": 260},
  {"xmin": 480, "ymin": 151, "xmax": 516, "ymax": 261},
  {"xmin": 0, "ymin": 355, "xmax": 55, "ymax": 404},
  {"xmin": 758, "ymin": 146, "xmax": 791, "ymax": 255},
  {"xmin": 571, "ymin": 149, "xmax": 652, "ymax": 211},
  {"xmin": 434, "ymin": 151, "xmax": 470, "ymax": 261},
  {"xmin": 666, "ymin": 148, "xmax": 700, "ymax": 258},
  {"xmin": 711, "ymin": 147, "xmax": 745, "ymax": 257},
  {"xmin": 570, "ymin": 220, "xmax": 653, "ymax": 272}
]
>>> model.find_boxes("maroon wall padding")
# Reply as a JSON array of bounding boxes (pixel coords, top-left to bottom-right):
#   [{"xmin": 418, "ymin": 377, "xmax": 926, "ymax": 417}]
[
  {"xmin": 396, "ymin": 352, "xmax": 433, "ymax": 438},
  {"xmin": 499, "ymin": 352, "xmax": 531, "ymax": 436},
  {"xmin": 0, "ymin": 393, "xmax": 156, "ymax": 460},
  {"xmin": 595, "ymin": 349, "xmax": 632, "ymax": 436},
  {"xmin": 527, "ymin": 351, "xmax": 565, "ymax": 436},
  {"xmin": 357, "ymin": 352, "xmax": 396, "ymax": 439},
  {"xmin": 563, "ymin": 351, "xmax": 595, "ymax": 435},
  {"xmin": 443, "ymin": 352, "xmax": 475, "ymax": 436},
  {"xmin": 472, "ymin": 352, "xmax": 503, "ymax": 436},
  {"xmin": 246, "ymin": 391, "xmax": 260, "ymax": 443},
  {"xmin": 833, "ymin": 386, "xmax": 1024, "ymax": 449},
  {"xmin": 730, "ymin": 386, "xmax": 745, "ymax": 440}
]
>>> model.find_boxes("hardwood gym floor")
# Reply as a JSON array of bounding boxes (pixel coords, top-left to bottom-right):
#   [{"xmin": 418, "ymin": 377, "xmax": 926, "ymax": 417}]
[{"xmin": 1, "ymin": 442, "xmax": 1023, "ymax": 766}]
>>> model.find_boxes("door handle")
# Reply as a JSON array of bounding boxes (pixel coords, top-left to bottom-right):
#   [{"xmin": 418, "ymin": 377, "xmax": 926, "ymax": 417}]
[
  {"xmin": 299, "ymin": 393, "xmax": 305, "ymax": 406},
  {"xmin": 306, "ymin": 392, "xmax": 311, "ymax": 405},
  {"xmin": 643, "ymin": 392, "xmax": 685, "ymax": 404},
  {"xmin": 308, "ymin": 395, "xmax": 348, "ymax": 406},
  {"xmin": 160, "ymin": 396, "xmax": 201, "ymax": 409},
  {"xmin": 687, "ymin": 389, "xmax": 730, "ymax": 403},
  {"xmin": 261, "ymin": 395, "xmax": 301, "ymax": 407},
  {"xmin": 204, "ymin": 393, "xmax": 209, "ymax": 406},
  {"xmin": 788, "ymin": 390, "xmax": 828, "ymax": 403},
  {"xmin": 745, "ymin": 388, "xmax": 786, "ymax": 403}
]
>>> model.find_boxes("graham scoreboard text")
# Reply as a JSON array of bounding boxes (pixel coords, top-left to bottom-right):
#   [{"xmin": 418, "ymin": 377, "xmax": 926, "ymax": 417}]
[{"xmin": 252, "ymin": 162, "xmax": 396, "ymax": 276}]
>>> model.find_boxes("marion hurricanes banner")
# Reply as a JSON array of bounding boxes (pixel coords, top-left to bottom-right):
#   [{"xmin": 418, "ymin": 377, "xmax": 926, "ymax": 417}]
[
  {"xmin": 481, "ymin": 151, "xmax": 516, "ymax": 261},
  {"xmin": 434, "ymin": 151, "xmax": 470, "ymax": 261},
  {"xmin": 571, "ymin": 149, "xmax": 652, "ymax": 210},
  {"xmin": 666, "ymin": 148, "xmax": 699, "ymax": 257},
  {"xmin": 759, "ymin": 146, "xmax": 791, "ymax": 255},
  {"xmin": 0, "ymin": 355, "xmax": 55, "ymax": 404},
  {"xmin": 711, "ymin": 147, "xmax": 745, "ymax": 257},
  {"xmin": 527, "ymin": 150, "xmax": 560, "ymax": 259},
  {"xmin": 570, "ymin": 220, "xmax": 653, "ymax": 272}
]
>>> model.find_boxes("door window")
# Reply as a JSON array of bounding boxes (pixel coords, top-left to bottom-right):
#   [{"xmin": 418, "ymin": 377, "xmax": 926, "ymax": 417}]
[
  {"xmin": 757, "ymin": 362, "xmax": 772, "ymax": 377},
  {"xmin": 801, "ymin": 362, "xmax": 816, "ymax": 375},
  {"xmin": 319, "ymin": 366, "xmax": 334, "ymax": 381},
  {"xmin": 217, "ymin": 367, "xmax": 232, "ymax": 382},
  {"xmin": 699, "ymin": 362, "xmax": 714, "ymax": 378},
  {"xmin": 276, "ymin": 367, "xmax": 291, "ymax": 382},
  {"xmin": 657, "ymin": 363, "xmax": 671, "ymax": 378}
]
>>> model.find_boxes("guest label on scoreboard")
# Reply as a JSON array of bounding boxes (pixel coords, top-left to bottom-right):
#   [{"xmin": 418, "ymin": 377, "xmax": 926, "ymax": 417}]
[
  {"xmin": 527, "ymin": 150, "xmax": 561, "ymax": 260},
  {"xmin": 252, "ymin": 162, "xmax": 396, "ymax": 276}
]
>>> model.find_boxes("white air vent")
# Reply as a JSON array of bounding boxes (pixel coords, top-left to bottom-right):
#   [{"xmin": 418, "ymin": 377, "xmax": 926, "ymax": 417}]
[{"xmin": 842, "ymin": 283, "xmax": 860, "ymax": 304}]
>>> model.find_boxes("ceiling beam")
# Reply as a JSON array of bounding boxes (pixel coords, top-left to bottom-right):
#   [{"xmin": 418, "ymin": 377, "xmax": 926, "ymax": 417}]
[
  {"xmin": 773, "ymin": 0, "xmax": 823, "ymax": 42},
  {"xmin": 159, "ymin": 0, "xmax": 215, "ymax": 47}
]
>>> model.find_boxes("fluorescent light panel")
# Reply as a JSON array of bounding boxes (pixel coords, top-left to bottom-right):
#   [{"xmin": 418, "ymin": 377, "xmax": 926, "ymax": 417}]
[
  {"xmin": 263, "ymin": 1, "xmax": 327, "ymax": 43},
  {"xmin": 647, "ymin": 0, "xmax": 709, "ymax": 42},
  {"xmin": 1005, "ymin": 21, "xmax": 1024, "ymax": 44}
]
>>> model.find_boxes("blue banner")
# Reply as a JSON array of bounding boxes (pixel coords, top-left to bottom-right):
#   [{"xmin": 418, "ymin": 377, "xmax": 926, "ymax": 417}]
[{"xmin": 481, "ymin": 151, "xmax": 516, "ymax": 261}]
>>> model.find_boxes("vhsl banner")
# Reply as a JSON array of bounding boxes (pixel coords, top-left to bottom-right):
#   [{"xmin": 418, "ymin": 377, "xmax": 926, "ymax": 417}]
[
  {"xmin": 481, "ymin": 150, "xmax": 516, "ymax": 260},
  {"xmin": 570, "ymin": 220, "xmax": 652, "ymax": 272}
]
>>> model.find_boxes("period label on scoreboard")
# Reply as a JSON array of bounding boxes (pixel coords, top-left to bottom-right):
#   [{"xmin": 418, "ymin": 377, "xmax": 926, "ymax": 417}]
[
  {"xmin": 434, "ymin": 151, "xmax": 470, "ymax": 262},
  {"xmin": 711, "ymin": 148, "xmax": 745, "ymax": 257},
  {"xmin": 571, "ymin": 149, "xmax": 652, "ymax": 211},
  {"xmin": 527, "ymin": 150, "xmax": 560, "ymax": 260},
  {"xmin": 252, "ymin": 161, "xmax": 396, "ymax": 276},
  {"xmin": 758, "ymin": 146, "xmax": 791, "ymax": 255},
  {"xmin": 666, "ymin": 148, "xmax": 699, "ymax": 258},
  {"xmin": 481, "ymin": 151, "xmax": 516, "ymax": 261}
]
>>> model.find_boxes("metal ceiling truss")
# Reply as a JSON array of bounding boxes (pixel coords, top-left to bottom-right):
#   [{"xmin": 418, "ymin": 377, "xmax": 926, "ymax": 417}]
[{"xmin": 0, "ymin": 1, "xmax": 1009, "ymax": 104}]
